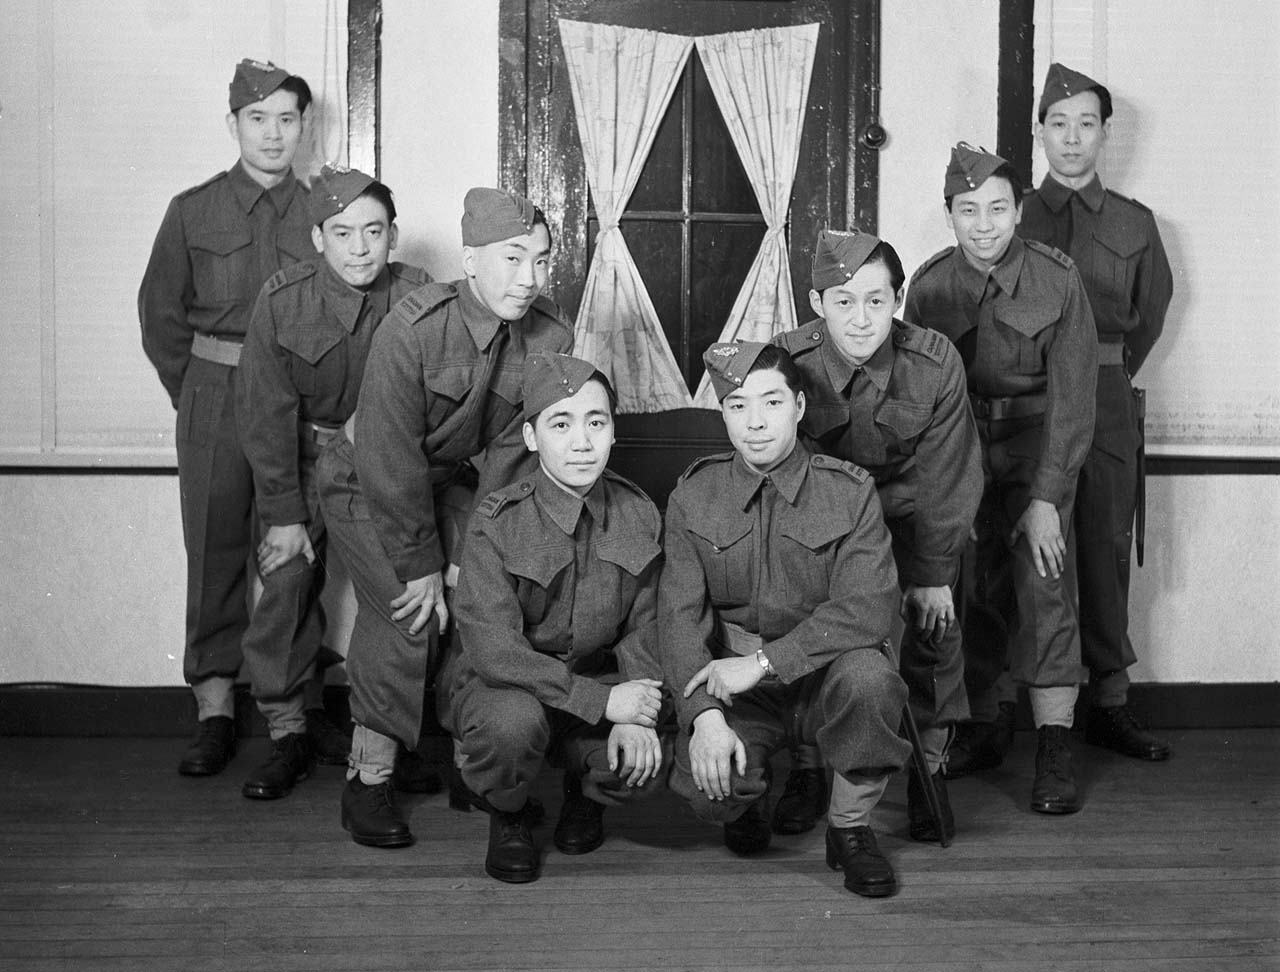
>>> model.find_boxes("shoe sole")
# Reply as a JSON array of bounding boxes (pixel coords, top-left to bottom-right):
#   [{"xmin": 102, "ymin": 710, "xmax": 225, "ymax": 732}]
[
  {"xmin": 1030, "ymin": 799, "xmax": 1080, "ymax": 815},
  {"xmin": 1085, "ymin": 737, "xmax": 1173, "ymax": 761},
  {"xmin": 771, "ymin": 818, "xmax": 817, "ymax": 836},
  {"xmin": 341, "ymin": 813, "xmax": 414, "ymax": 848},
  {"xmin": 553, "ymin": 833, "xmax": 604, "ymax": 856},
  {"xmin": 485, "ymin": 862, "xmax": 540, "ymax": 883},
  {"xmin": 824, "ymin": 848, "xmax": 898, "ymax": 897}
]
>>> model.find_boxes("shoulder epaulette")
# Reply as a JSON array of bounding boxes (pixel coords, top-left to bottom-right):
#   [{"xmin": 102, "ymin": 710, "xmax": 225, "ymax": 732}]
[
  {"xmin": 601, "ymin": 469, "xmax": 661, "ymax": 530},
  {"xmin": 475, "ymin": 477, "xmax": 537, "ymax": 519},
  {"xmin": 1104, "ymin": 187, "xmax": 1153, "ymax": 214},
  {"xmin": 677, "ymin": 451, "xmax": 735, "ymax": 485},
  {"xmin": 389, "ymin": 262, "xmax": 433, "ymax": 287},
  {"xmin": 891, "ymin": 320, "xmax": 949, "ymax": 364},
  {"xmin": 1024, "ymin": 238, "xmax": 1074, "ymax": 270},
  {"xmin": 776, "ymin": 323, "xmax": 824, "ymax": 355},
  {"xmin": 177, "ymin": 171, "xmax": 227, "ymax": 199},
  {"xmin": 809, "ymin": 452, "xmax": 870, "ymax": 484},
  {"xmin": 529, "ymin": 293, "xmax": 574, "ymax": 330},
  {"xmin": 266, "ymin": 261, "xmax": 317, "ymax": 294},
  {"xmin": 910, "ymin": 247, "xmax": 954, "ymax": 283},
  {"xmin": 391, "ymin": 282, "xmax": 458, "ymax": 325}
]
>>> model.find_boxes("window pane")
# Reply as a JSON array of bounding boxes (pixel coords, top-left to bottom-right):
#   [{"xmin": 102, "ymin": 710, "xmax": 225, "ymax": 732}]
[
  {"xmin": 627, "ymin": 78, "xmax": 684, "ymax": 212},
  {"xmin": 691, "ymin": 59, "xmax": 758, "ymax": 215},
  {"xmin": 597, "ymin": 217, "xmax": 684, "ymax": 369},
  {"xmin": 689, "ymin": 221, "xmax": 767, "ymax": 387}
]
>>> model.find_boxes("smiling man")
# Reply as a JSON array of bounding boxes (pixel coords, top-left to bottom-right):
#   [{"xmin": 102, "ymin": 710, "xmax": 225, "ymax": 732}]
[
  {"xmin": 771, "ymin": 230, "xmax": 982, "ymax": 843},
  {"xmin": 140, "ymin": 59, "xmax": 315, "ymax": 778},
  {"xmin": 234, "ymin": 165, "xmax": 429, "ymax": 800},
  {"xmin": 315, "ymin": 187, "xmax": 573, "ymax": 849},
  {"xmin": 903, "ymin": 143, "xmax": 1098, "ymax": 815},
  {"xmin": 659, "ymin": 341, "xmax": 909, "ymax": 897},
  {"xmin": 438, "ymin": 352, "xmax": 665, "ymax": 884},
  {"xmin": 1020, "ymin": 64, "xmax": 1175, "ymax": 763}
]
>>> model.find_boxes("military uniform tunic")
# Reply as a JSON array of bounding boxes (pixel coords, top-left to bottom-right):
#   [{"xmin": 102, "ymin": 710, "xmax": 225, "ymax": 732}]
[
  {"xmin": 315, "ymin": 279, "xmax": 572, "ymax": 747},
  {"xmin": 1020, "ymin": 176, "xmax": 1173, "ymax": 699},
  {"xmin": 138, "ymin": 161, "xmax": 313, "ymax": 684},
  {"xmin": 903, "ymin": 235, "xmax": 1098, "ymax": 689},
  {"xmin": 235, "ymin": 259, "xmax": 430, "ymax": 705},
  {"xmin": 775, "ymin": 319, "xmax": 983, "ymax": 727},
  {"xmin": 440, "ymin": 468, "xmax": 663, "ymax": 811},
  {"xmin": 659, "ymin": 443, "xmax": 910, "ymax": 822}
]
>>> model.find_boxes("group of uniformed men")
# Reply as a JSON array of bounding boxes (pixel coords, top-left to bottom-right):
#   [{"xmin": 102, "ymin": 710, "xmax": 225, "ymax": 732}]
[{"xmin": 139, "ymin": 58, "xmax": 1172, "ymax": 897}]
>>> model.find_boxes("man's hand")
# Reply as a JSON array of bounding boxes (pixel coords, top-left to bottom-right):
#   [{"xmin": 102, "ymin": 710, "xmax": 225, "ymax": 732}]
[
  {"xmin": 682, "ymin": 655, "xmax": 764, "ymax": 705},
  {"xmin": 607, "ymin": 723, "xmax": 662, "ymax": 788},
  {"xmin": 689, "ymin": 709, "xmax": 746, "ymax": 801},
  {"xmin": 443, "ymin": 562, "xmax": 461, "ymax": 589},
  {"xmin": 605, "ymin": 679, "xmax": 663, "ymax": 728},
  {"xmin": 901, "ymin": 584, "xmax": 954, "ymax": 644},
  {"xmin": 1010, "ymin": 498, "xmax": 1066, "ymax": 579},
  {"xmin": 390, "ymin": 570, "xmax": 448, "ymax": 636},
  {"xmin": 257, "ymin": 523, "xmax": 314, "ymax": 576}
]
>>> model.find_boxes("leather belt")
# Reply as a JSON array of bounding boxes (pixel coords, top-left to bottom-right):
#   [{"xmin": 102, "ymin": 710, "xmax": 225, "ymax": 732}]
[
  {"xmin": 191, "ymin": 333, "xmax": 243, "ymax": 367},
  {"xmin": 968, "ymin": 392, "xmax": 1046, "ymax": 421},
  {"xmin": 1097, "ymin": 340, "xmax": 1126, "ymax": 367},
  {"xmin": 302, "ymin": 421, "xmax": 341, "ymax": 446}
]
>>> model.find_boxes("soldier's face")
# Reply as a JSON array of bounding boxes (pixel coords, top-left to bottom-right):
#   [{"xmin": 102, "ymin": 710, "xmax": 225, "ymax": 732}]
[
  {"xmin": 227, "ymin": 88, "xmax": 304, "ymax": 182},
  {"xmin": 523, "ymin": 379, "xmax": 615, "ymax": 496},
  {"xmin": 1037, "ymin": 90, "xmax": 1109, "ymax": 185},
  {"xmin": 810, "ymin": 260, "xmax": 902, "ymax": 366},
  {"xmin": 721, "ymin": 368, "xmax": 805, "ymax": 475},
  {"xmin": 463, "ymin": 224, "xmax": 552, "ymax": 321},
  {"xmin": 946, "ymin": 176, "xmax": 1021, "ymax": 271},
  {"xmin": 312, "ymin": 194, "xmax": 397, "ymax": 290}
]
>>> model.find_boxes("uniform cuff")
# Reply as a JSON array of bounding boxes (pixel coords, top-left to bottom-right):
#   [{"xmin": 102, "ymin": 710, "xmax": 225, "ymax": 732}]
[
  {"xmin": 391, "ymin": 547, "xmax": 446, "ymax": 585},
  {"xmin": 764, "ymin": 640, "xmax": 817, "ymax": 685},
  {"xmin": 257, "ymin": 492, "xmax": 309, "ymax": 528},
  {"xmin": 1030, "ymin": 469, "xmax": 1072, "ymax": 509},
  {"xmin": 906, "ymin": 553, "xmax": 960, "ymax": 590},
  {"xmin": 565, "ymin": 678, "xmax": 612, "ymax": 725}
]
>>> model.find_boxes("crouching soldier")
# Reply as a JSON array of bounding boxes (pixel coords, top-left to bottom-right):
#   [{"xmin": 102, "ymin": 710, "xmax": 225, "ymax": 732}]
[
  {"xmin": 440, "ymin": 352, "xmax": 666, "ymax": 884},
  {"xmin": 660, "ymin": 342, "xmax": 910, "ymax": 897}
]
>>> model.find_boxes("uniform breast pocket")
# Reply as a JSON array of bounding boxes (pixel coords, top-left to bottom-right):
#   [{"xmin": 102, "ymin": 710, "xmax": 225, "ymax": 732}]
[
  {"xmin": 508, "ymin": 542, "xmax": 573, "ymax": 627},
  {"xmin": 188, "ymin": 229, "xmax": 253, "ymax": 304},
  {"xmin": 778, "ymin": 513, "xmax": 850, "ymax": 601},
  {"xmin": 1090, "ymin": 234, "xmax": 1143, "ymax": 305},
  {"xmin": 689, "ymin": 522, "xmax": 752, "ymax": 605},
  {"xmin": 875, "ymin": 399, "xmax": 932, "ymax": 457},
  {"xmin": 993, "ymin": 306, "xmax": 1056, "ymax": 376},
  {"xmin": 423, "ymin": 363, "xmax": 477, "ymax": 428},
  {"xmin": 280, "ymin": 328, "xmax": 345, "ymax": 398}
]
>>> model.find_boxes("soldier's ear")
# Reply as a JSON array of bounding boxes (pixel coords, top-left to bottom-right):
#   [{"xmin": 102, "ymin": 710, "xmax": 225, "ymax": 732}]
[
  {"xmin": 388, "ymin": 223, "xmax": 399, "ymax": 252},
  {"xmin": 893, "ymin": 288, "xmax": 904, "ymax": 313},
  {"xmin": 521, "ymin": 420, "xmax": 538, "ymax": 453},
  {"xmin": 311, "ymin": 225, "xmax": 324, "ymax": 254},
  {"xmin": 795, "ymin": 389, "xmax": 806, "ymax": 422},
  {"xmin": 461, "ymin": 245, "xmax": 477, "ymax": 278},
  {"xmin": 226, "ymin": 111, "xmax": 239, "ymax": 141},
  {"xmin": 808, "ymin": 288, "xmax": 824, "ymax": 319}
]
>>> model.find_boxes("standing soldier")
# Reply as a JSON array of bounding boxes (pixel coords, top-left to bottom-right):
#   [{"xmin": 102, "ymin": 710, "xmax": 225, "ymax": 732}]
[
  {"xmin": 1020, "ymin": 63, "xmax": 1175, "ymax": 762},
  {"xmin": 139, "ymin": 59, "xmax": 320, "ymax": 777},
  {"xmin": 441, "ymin": 352, "xmax": 665, "ymax": 884},
  {"xmin": 235, "ymin": 165, "xmax": 430, "ymax": 800},
  {"xmin": 903, "ymin": 144, "xmax": 1098, "ymax": 814},
  {"xmin": 773, "ymin": 230, "xmax": 982, "ymax": 842},
  {"xmin": 316, "ymin": 188, "xmax": 573, "ymax": 848},
  {"xmin": 660, "ymin": 342, "xmax": 910, "ymax": 898}
]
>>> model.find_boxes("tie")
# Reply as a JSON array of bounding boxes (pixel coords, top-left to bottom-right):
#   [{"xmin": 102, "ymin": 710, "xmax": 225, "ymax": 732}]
[
  {"xmin": 752, "ymin": 477, "xmax": 775, "ymax": 631},
  {"xmin": 1063, "ymin": 191, "xmax": 1076, "ymax": 253},
  {"xmin": 568, "ymin": 504, "xmax": 593, "ymax": 655},
  {"xmin": 844, "ymin": 367, "xmax": 883, "ymax": 467}
]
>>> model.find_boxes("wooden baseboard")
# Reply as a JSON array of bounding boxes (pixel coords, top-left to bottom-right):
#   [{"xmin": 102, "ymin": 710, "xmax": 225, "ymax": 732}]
[{"xmin": 0, "ymin": 681, "xmax": 1275, "ymax": 736}]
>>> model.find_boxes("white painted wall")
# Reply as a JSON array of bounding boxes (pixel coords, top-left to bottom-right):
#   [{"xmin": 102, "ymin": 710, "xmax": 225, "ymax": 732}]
[{"xmin": 0, "ymin": 1, "xmax": 1275, "ymax": 688}]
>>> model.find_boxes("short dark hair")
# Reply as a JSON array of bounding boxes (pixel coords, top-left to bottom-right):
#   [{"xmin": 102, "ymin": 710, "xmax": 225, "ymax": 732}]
[
  {"xmin": 1038, "ymin": 85, "xmax": 1113, "ymax": 124},
  {"xmin": 744, "ymin": 344, "xmax": 803, "ymax": 398},
  {"xmin": 531, "ymin": 205, "xmax": 554, "ymax": 250},
  {"xmin": 279, "ymin": 76, "xmax": 313, "ymax": 115},
  {"xmin": 525, "ymin": 372, "xmax": 617, "ymax": 428},
  {"xmin": 945, "ymin": 163, "xmax": 1024, "ymax": 210},
  {"xmin": 357, "ymin": 181, "xmax": 397, "ymax": 225}
]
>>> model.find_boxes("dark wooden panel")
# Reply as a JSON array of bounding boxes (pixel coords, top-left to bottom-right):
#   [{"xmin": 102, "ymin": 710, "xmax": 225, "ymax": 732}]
[
  {"xmin": 347, "ymin": 0, "xmax": 381, "ymax": 176},
  {"xmin": 997, "ymin": 0, "xmax": 1036, "ymax": 186}
]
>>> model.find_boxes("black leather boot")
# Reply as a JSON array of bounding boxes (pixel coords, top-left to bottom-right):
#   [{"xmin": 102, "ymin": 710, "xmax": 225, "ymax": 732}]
[
  {"xmin": 942, "ymin": 701, "xmax": 1015, "ymax": 778},
  {"xmin": 305, "ymin": 709, "xmax": 352, "ymax": 766},
  {"xmin": 341, "ymin": 777, "xmax": 414, "ymax": 847},
  {"xmin": 906, "ymin": 765, "xmax": 955, "ymax": 843},
  {"xmin": 1085, "ymin": 705, "xmax": 1172, "ymax": 761},
  {"xmin": 553, "ymin": 773, "xmax": 606, "ymax": 855},
  {"xmin": 177, "ymin": 716, "xmax": 236, "ymax": 777},
  {"xmin": 825, "ymin": 825, "xmax": 897, "ymax": 897},
  {"xmin": 1030, "ymin": 725, "xmax": 1081, "ymax": 814},
  {"xmin": 241, "ymin": 733, "xmax": 313, "ymax": 800},
  {"xmin": 771, "ymin": 767, "xmax": 828, "ymax": 835},
  {"xmin": 486, "ymin": 806, "xmax": 541, "ymax": 883}
]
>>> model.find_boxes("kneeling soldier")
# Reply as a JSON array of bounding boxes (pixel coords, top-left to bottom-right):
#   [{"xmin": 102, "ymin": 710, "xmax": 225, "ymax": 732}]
[
  {"xmin": 660, "ymin": 342, "xmax": 910, "ymax": 897},
  {"xmin": 440, "ymin": 352, "xmax": 666, "ymax": 884}
]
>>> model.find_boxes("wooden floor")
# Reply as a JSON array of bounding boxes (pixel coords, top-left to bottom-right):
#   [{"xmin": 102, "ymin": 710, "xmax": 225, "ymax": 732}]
[{"xmin": 1, "ymin": 729, "xmax": 1277, "ymax": 972}]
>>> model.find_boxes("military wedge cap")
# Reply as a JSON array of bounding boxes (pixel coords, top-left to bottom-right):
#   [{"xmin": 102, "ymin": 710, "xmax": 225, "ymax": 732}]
[
  {"xmin": 1039, "ymin": 62, "xmax": 1111, "ymax": 117},
  {"xmin": 523, "ymin": 351, "xmax": 608, "ymax": 419},
  {"xmin": 703, "ymin": 341, "xmax": 771, "ymax": 402},
  {"xmin": 945, "ymin": 142, "xmax": 1008, "ymax": 198},
  {"xmin": 812, "ymin": 229, "xmax": 881, "ymax": 291},
  {"xmin": 229, "ymin": 58, "xmax": 290, "ymax": 110},
  {"xmin": 461, "ymin": 188, "xmax": 539, "ymax": 246},
  {"xmin": 311, "ymin": 164, "xmax": 377, "ymax": 225}
]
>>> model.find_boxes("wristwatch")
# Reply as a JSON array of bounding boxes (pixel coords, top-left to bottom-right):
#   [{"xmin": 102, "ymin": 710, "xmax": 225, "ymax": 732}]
[{"xmin": 755, "ymin": 648, "xmax": 777, "ymax": 678}]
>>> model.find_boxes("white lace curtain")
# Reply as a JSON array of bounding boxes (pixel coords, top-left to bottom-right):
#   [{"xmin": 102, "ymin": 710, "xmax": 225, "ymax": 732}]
[
  {"xmin": 558, "ymin": 19, "xmax": 695, "ymax": 413},
  {"xmin": 557, "ymin": 20, "xmax": 820, "ymax": 413},
  {"xmin": 690, "ymin": 23, "xmax": 820, "ymax": 408}
]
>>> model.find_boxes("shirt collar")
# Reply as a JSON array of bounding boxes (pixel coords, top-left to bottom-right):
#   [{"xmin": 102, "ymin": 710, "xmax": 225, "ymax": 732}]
[
  {"xmin": 456, "ymin": 277, "xmax": 504, "ymax": 352},
  {"xmin": 819, "ymin": 324, "xmax": 894, "ymax": 393},
  {"xmin": 729, "ymin": 439, "xmax": 809, "ymax": 511},
  {"xmin": 1039, "ymin": 173, "xmax": 1106, "ymax": 213},
  {"xmin": 228, "ymin": 160, "xmax": 298, "ymax": 216},
  {"xmin": 535, "ymin": 467, "xmax": 608, "ymax": 535},
  {"xmin": 952, "ymin": 234, "xmax": 1026, "ymax": 301},
  {"xmin": 319, "ymin": 260, "xmax": 389, "ymax": 333}
]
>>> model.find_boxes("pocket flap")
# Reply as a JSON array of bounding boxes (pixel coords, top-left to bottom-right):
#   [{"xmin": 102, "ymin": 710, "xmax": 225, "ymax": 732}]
[
  {"xmin": 505, "ymin": 543, "xmax": 573, "ymax": 588},
  {"xmin": 424, "ymin": 363, "xmax": 477, "ymax": 404},
  {"xmin": 596, "ymin": 536, "xmax": 661, "ymax": 577},
  {"xmin": 875, "ymin": 399, "xmax": 932, "ymax": 439},
  {"xmin": 687, "ymin": 517, "xmax": 752, "ymax": 552},
  {"xmin": 189, "ymin": 229, "xmax": 252, "ymax": 256},
  {"xmin": 995, "ymin": 302, "xmax": 1057, "ymax": 339},
  {"xmin": 278, "ymin": 326, "xmax": 343, "ymax": 366}
]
